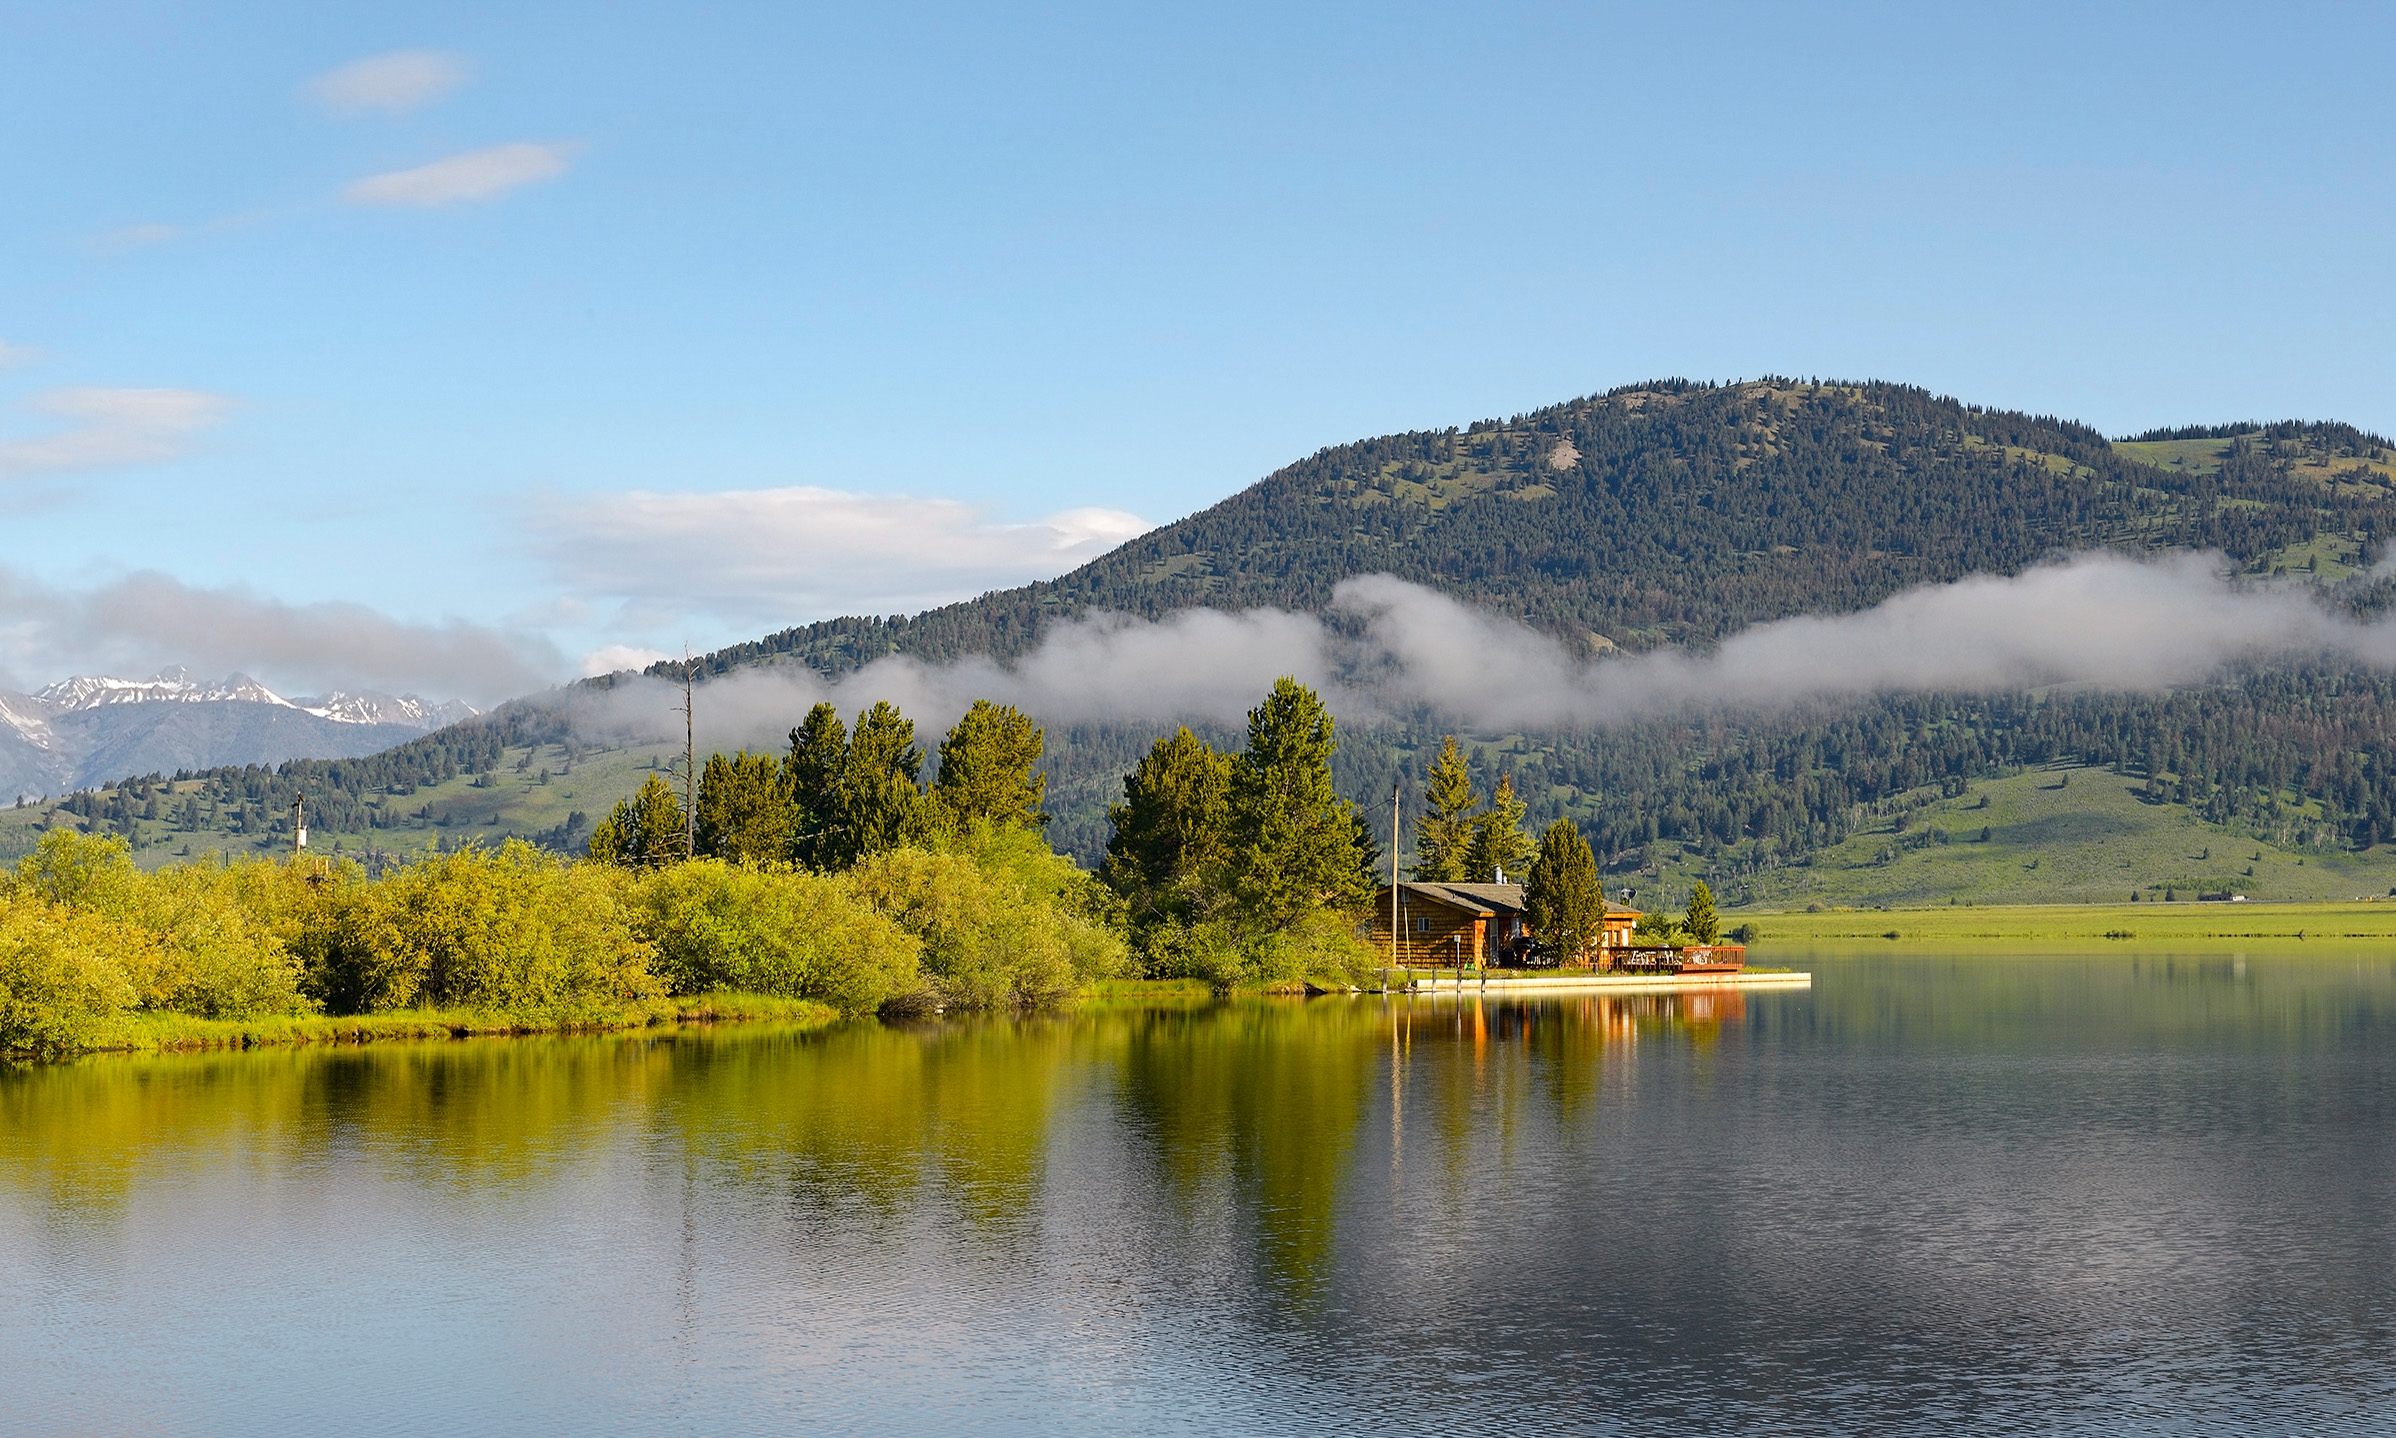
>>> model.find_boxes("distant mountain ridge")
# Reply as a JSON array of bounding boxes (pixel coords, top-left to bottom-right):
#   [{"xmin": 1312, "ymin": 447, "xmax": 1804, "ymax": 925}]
[{"xmin": 0, "ymin": 668, "xmax": 475, "ymax": 801}]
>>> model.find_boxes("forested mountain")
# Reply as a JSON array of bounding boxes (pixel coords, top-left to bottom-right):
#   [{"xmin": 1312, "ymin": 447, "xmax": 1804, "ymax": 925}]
[
  {"xmin": 680, "ymin": 380, "xmax": 2396, "ymax": 677},
  {"xmin": 48, "ymin": 379, "xmax": 2396, "ymax": 906},
  {"xmin": 653, "ymin": 380, "xmax": 2396, "ymax": 896}
]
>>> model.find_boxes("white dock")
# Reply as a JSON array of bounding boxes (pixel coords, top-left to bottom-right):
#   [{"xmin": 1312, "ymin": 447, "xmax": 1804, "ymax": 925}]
[{"xmin": 1387, "ymin": 970, "xmax": 1812, "ymax": 998}]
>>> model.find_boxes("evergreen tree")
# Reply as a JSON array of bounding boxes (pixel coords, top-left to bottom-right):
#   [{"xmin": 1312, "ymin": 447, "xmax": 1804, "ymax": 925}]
[
  {"xmin": 932, "ymin": 699, "xmax": 1047, "ymax": 829},
  {"xmin": 785, "ymin": 703, "xmax": 847, "ymax": 867},
  {"xmin": 1684, "ymin": 881, "xmax": 1720, "ymax": 944},
  {"xmin": 1524, "ymin": 819, "xmax": 1604, "ymax": 967},
  {"xmin": 1464, "ymin": 773, "xmax": 1533, "ymax": 883},
  {"xmin": 837, "ymin": 701, "xmax": 925, "ymax": 865},
  {"xmin": 1411, "ymin": 735, "xmax": 1478, "ymax": 881},
  {"xmin": 588, "ymin": 774, "xmax": 687, "ymax": 867},
  {"xmin": 1102, "ymin": 727, "xmax": 1232, "ymax": 927},
  {"xmin": 694, "ymin": 749, "xmax": 793, "ymax": 864},
  {"xmin": 1226, "ymin": 678, "xmax": 1373, "ymax": 932}
]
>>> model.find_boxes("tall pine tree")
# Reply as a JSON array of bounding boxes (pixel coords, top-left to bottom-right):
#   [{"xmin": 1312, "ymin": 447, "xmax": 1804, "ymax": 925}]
[
  {"xmin": 837, "ymin": 701, "xmax": 925, "ymax": 864},
  {"xmin": 1102, "ymin": 727, "xmax": 1232, "ymax": 928},
  {"xmin": 1464, "ymin": 773, "xmax": 1533, "ymax": 883},
  {"xmin": 931, "ymin": 699, "xmax": 1047, "ymax": 830},
  {"xmin": 694, "ymin": 750, "xmax": 792, "ymax": 863},
  {"xmin": 588, "ymin": 774, "xmax": 688, "ymax": 867},
  {"xmin": 1411, "ymin": 736, "xmax": 1478, "ymax": 881},
  {"xmin": 1227, "ymin": 678, "xmax": 1374, "ymax": 932},
  {"xmin": 785, "ymin": 703, "xmax": 847, "ymax": 868},
  {"xmin": 1524, "ymin": 818, "xmax": 1603, "ymax": 967}
]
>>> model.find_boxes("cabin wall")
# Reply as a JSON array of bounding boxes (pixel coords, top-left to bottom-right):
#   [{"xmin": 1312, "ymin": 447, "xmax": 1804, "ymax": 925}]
[{"xmin": 1365, "ymin": 898, "xmax": 1487, "ymax": 966}]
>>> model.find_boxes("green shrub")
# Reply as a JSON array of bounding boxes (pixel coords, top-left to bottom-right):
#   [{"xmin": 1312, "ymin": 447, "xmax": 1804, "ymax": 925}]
[
  {"xmin": 7, "ymin": 831, "xmax": 308, "ymax": 1021},
  {"xmin": 848, "ymin": 839, "xmax": 1128, "ymax": 1008},
  {"xmin": 631, "ymin": 859, "xmax": 919, "ymax": 1016},
  {"xmin": 1134, "ymin": 909, "xmax": 1371, "ymax": 992},
  {"xmin": 133, "ymin": 862, "xmax": 310, "ymax": 1020},
  {"xmin": 0, "ymin": 894, "xmax": 144, "ymax": 1054},
  {"xmin": 310, "ymin": 842, "xmax": 656, "ymax": 1018}
]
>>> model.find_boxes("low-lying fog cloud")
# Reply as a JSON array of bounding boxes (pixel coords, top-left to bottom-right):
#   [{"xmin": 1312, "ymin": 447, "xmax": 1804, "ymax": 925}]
[{"xmin": 574, "ymin": 549, "xmax": 2396, "ymax": 753}]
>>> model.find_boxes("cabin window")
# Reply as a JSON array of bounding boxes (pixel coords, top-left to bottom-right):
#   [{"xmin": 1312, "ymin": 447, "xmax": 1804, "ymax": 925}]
[{"xmin": 1414, "ymin": 917, "xmax": 1430, "ymax": 933}]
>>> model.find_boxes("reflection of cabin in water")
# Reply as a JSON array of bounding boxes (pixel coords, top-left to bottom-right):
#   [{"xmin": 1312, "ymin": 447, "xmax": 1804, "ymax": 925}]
[{"xmin": 1367, "ymin": 881, "xmax": 1639, "ymax": 968}]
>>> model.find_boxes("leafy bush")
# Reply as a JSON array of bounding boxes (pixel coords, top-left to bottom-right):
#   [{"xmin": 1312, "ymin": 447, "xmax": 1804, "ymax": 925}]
[
  {"xmin": 0, "ymin": 894, "xmax": 145, "ymax": 1054},
  {"xmin": 1134, "ymin": 910, "xmax": 1372, "ymax": 992},
  {"xmin": 310, "ymin": 841, "xmax": 656, "ymax": 1018},
  {"xmin": 7, "ymin": 831, "xmax": 306, "ymax": 1022},
  {"xmin": 848, "ymin": 832, "xmax": 1127, "ymax": 1008},
  {"xmin": 631, "ymin": 859, "xmax": 918, "ymax": 1015}
]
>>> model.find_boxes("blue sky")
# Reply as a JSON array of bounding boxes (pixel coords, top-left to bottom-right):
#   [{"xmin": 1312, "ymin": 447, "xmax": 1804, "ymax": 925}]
[{"xmin": 2, "ymin": 1, "xmax": 2391, "ymax": 703}]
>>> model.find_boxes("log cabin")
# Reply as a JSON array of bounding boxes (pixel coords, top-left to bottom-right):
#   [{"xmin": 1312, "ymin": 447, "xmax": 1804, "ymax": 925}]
[{"xmin": 1366, "ymin": 882, "xmax": 1641, "ymax": 968}]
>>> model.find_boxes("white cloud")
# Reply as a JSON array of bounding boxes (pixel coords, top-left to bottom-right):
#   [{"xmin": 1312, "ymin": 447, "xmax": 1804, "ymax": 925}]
[
  {"xmin": 0, "ymin": 566, "xmax": 564, "ymax": 708},
  {"xmin": 307, "ymin": 50, "xmax": 469, "ymax": 115},
  {"xmin": 0, "ymin": 388, "xmax": 231, "ymax": 480},
  {"xmin": 527, "ymin": 484, "xmax": 1153, "ymax": 626},
  {"xmin": 0, "ymin": 340, "xmax": 36, "ymax": 369},
  {"xmin": 343, "ymin": 142, "xmax": 576, "ymax": 207},
  {"xmin": 581, "ymin": 643, "xmax": 670, "ymax": 677},
  {"xmin": 556, "ymin": 552, "xmax": 2396, "ymax": 755}
]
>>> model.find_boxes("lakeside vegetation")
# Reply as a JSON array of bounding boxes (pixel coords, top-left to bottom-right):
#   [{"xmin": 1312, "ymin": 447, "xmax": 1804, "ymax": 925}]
[{"xmin": 3, "ymin": 679, "xmax": 1409, "ymax": 1059}]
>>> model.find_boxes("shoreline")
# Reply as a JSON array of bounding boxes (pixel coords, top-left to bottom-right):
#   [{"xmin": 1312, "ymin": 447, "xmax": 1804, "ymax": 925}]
[
  {"xmin": 1389, "ymin": 970, "xmax": 1812, "ymax": 998},
  {"xmin": 9, "ymin": 993, "xmax": 843, "ymax": 1063}
]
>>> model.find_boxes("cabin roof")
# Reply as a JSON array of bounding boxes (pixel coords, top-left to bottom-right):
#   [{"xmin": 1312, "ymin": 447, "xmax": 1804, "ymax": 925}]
[{"xmin": 1378, "ymin": 880, "xmax": 1641, "ymax": 921}]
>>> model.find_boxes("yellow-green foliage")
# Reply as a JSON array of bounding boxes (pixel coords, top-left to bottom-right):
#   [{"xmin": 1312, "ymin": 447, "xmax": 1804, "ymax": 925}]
[
  {"xmin": 848, "ymin": 826, "xmax": 1128, "ymax": 1008},
  {"xmin": 631, "ymin": 859, "xmax": 919, "ymax": 1016},
  {"xmin": 1139, "ymin": 909, "xmax": 1377, "ymax": 991},
  {"xmin": 3, "ymin": 831, "xmax": 309, "ymax": 1036},
  {"xmin": 126, "ymin": 863, "xmax": 309, "ymax": 1019},
  {"xmin": 0, "ymin": 893, "xmax": 145, "ymax": 1055},
  {"xmin": 310, "ymin": 841, "xmax": 655, "ymax": 1018}
]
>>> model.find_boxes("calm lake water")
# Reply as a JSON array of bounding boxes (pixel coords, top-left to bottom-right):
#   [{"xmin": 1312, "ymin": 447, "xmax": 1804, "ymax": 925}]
[{"xmin": 5, "ymin": 953, "xmax": 2394, "ymax": 1434}]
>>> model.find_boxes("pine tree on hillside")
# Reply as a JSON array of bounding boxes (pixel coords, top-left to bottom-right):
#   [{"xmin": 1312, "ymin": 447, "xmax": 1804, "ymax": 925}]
[
  {"xmin": 785, "ymin": 703, "xmax": 847, "ymax": 868},
  {"xmin": 588, "ymin": 774, "xmax": 687, "ymax": 867},
  {"xmin": 837, "ymin": 701, "xmax": 926, "ymax": 865},
  {"xmin": 1465, "ymin": 773, "xmax": 1533, "ymax": 883},
  {"xmin": 694, "ymin": 750, "xmax": 792, "ymax": 864},
  {"xmin": 1102, "ymin": 727, "xmax": 1233, "ymax": 927},
  {"xmin": 1412, "ymin": 736, "xmax": 1478, "ymax": 882},
  {"xmin": 1227, "ymin": 678, "xmax": 1374, "ymax": 932},
  {"xmin": 932, "ymin": 700, "xmax": 1048, "ymax": 830},
  {"xmin": 1524, "ymin": 819, "xmax": 1603, "ymax": 966}
]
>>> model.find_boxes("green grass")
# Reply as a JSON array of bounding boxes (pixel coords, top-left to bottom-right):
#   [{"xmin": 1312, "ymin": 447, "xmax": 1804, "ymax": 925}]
[
  {"xmin": 1749, "ymin": 900, "xmax": 2396, "ymax": 946},
  {"xmin": 98, "ymin": 992, "xmax": 839, "ymax": 1057},
  {"xmin": 0, "ymin": 740, "xmax": 661, "ymax": 871},
  {"xmin": 1661, "ymin": 765, "xmax": 2396, "ymax": 912}
]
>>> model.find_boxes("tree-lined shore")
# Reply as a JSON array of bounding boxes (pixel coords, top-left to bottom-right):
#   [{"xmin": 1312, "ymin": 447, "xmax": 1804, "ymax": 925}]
[{"xmin": 2, "ymin": 679, "xmax": 1407, "ymax": 1058}]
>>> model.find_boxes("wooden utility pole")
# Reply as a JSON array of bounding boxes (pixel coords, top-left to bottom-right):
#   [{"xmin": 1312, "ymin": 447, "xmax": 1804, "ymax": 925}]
[
  {"xmin": 678, "ymin": 652, "xmax": 697, "ymax": 858},
  {"xmin": 1390, "ymin": 781, "xmax": 1401, "ymax": 984}
]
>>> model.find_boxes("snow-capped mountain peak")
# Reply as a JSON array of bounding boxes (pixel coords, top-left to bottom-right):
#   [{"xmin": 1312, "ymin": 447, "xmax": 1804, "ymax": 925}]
[
  {"xmin": 23, "ymin": 671, "xmax": 474, "ymax": 728},
  {"xmin": 34, "ymin": 670, "xmax": 294, "ymax": 711},
  {"xmin": 291, "ymin": 692, "xmax": 479, "ymax": 728}
]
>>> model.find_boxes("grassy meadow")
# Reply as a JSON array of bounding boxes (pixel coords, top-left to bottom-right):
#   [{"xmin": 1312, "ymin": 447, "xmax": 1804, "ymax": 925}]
[
  {"xmin": 1748, "ymin": 899, "xmax": 2396, "ymax": 948},
  {"xmin": 1637, "ymin": 764, "xmax": 2396, "ymax": 913}
]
